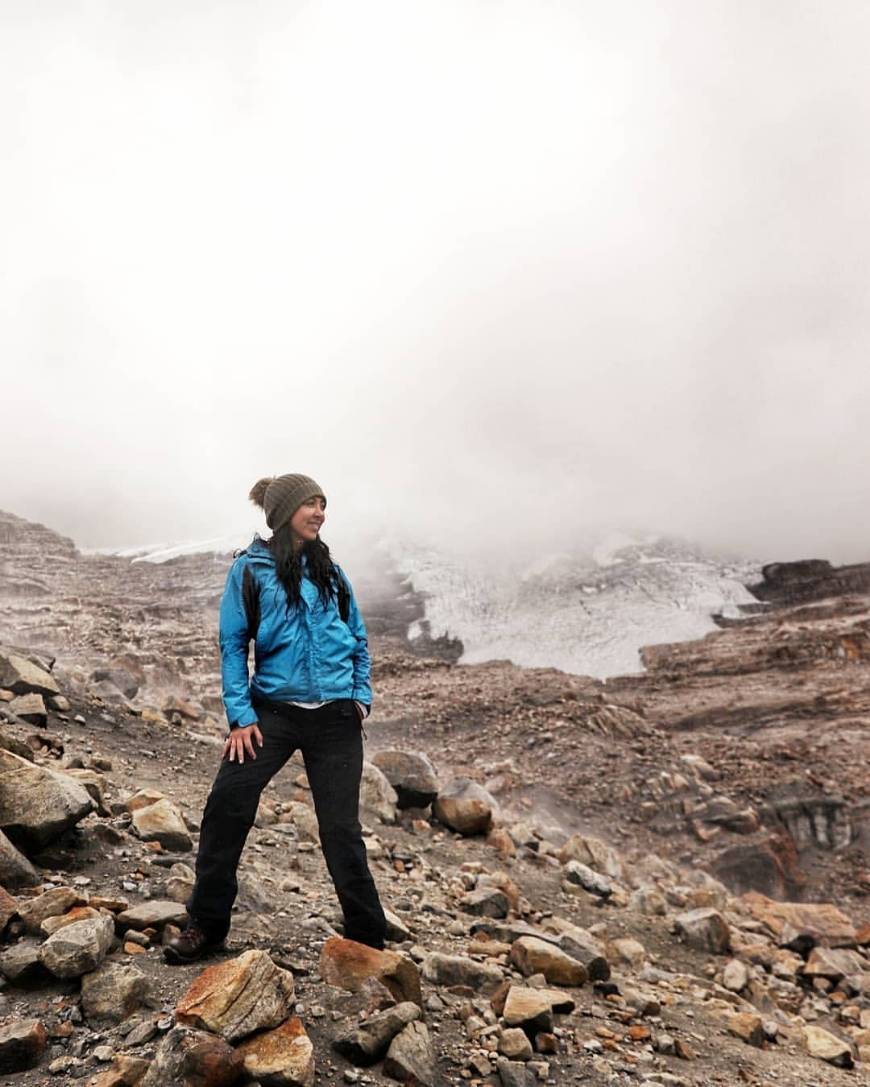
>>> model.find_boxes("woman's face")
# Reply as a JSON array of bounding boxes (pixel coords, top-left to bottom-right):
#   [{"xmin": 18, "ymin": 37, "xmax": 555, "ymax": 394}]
[{"xmin": 289, "ymin": 495, "xmax": 326, "ymax": 547}]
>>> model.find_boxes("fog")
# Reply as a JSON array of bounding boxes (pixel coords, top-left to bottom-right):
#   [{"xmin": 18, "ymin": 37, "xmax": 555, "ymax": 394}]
[{"xmin": 2, "ymin": 1, "xmax": 869, "ymax": 563}]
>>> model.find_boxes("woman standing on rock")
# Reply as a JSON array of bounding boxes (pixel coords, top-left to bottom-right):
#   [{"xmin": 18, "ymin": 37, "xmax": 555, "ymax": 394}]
[{"xmin": 165, "ymin": 473, "xmax": 387, "ymax": 963}]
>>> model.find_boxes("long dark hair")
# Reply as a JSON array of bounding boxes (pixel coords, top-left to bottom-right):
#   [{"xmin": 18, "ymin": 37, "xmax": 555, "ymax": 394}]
[{"xmin": 268, "ymin": 524, "xmax": 342, "ymax": 612}]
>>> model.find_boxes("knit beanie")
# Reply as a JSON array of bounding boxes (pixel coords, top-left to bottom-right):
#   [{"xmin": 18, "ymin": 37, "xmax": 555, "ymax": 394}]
[{"xmin": 248, "ymin": 474, "xmax": 326, "ymax": 531}]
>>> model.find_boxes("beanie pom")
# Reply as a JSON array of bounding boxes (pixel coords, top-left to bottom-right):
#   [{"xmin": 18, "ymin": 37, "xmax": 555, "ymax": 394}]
[{"xmin": 248, "ymin": 477, "xmax": 275, "ymax": 509}]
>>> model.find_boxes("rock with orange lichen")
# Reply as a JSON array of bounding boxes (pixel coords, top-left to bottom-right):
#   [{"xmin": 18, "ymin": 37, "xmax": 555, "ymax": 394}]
[
  {"xmin": 235, "ymin": 1016, "xmax": 315, "ymax": 1086},
  {"xmin": 139, "ymin": 1027, "xmax": 244, "ymax": 1087},
  {"xmin": 319, "ymin": 937, "xmax": 422, "ymax": 1006},
  {"xmin": 175, "ymin": 950, "xmax": 295, "ymax": 1042},
  {"xmin": 741, "ymin": 892, "xmax": 857, "ymax": 948}
]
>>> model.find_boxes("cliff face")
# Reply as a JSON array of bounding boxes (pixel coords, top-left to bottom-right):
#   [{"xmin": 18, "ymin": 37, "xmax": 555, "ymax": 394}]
[{"xmin": 750, "ymin": 557, "xmax": 870, "ymax": 606}]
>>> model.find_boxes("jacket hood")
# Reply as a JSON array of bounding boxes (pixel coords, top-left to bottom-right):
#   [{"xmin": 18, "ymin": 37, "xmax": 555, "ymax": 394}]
[
  {"xmin": 244, "ymin": 535, "xmax": 275, "ymax": 565},
  {"xmin": 243, "ymin": 535, "xmax": 311, "ymax": 568}
]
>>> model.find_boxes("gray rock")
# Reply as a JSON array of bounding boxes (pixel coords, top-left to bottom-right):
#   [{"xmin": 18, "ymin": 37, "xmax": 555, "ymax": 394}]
[
  {"xmin": 0, "ymin": 653, "xmax": 59, "ymax": 697},
  {"xmin": 563, "ymin": 861, "xmax": 612, "ymax": 899},
  {"xmin": 8, "ymin": 693, "xmax": 47, "ymax": 726},
  {"xmin": 0, "ymin": 941, "xmax": 49, "ymax": 985},
  {"xmin": 673, "ymin": 908, "xmax": 731, "ymax": 954},
  {"xmin": 371, "ymin": 751, "xmax": 439, "ymax": 809},
  {"xmin": 0, "ymin": 1018, "xmax": 47, "ymax": 1074},
  {"xmin": 383, "ymin": 1020, "xmax": 436, "ymax": 1087},
  {"xmin": 39, "ymin": 912, "xmax": 114, "ymax": 978},
  {"xmin": 333, "ymin": 1001, "xmax": 421, "ymax": 1065},
  {"xmin": 421, "ymin": 951, "xmax": 504, "ymax": 994},
  {"xmin": 139, "ymin": 1027, "xmax": 244, "ymax": 1087},
  {"xmin": 460, "ymin": 887, "xmax": 510, "ymax": 918},
  {"xmin": 496, "ymin": 1055, "xmax": 534, "ymax": 1086},
  {"xmin": 0, "ymin": 829, "xmax": 39, "ymax": 889},
  {"xmin": 117, "ymin": 900, "xmax": 188, "ymax": 931},
  {"xmin": 0, "ymin": 750, "xmax": 95, "ymax": 851},
  {"xmin": 360, "ymin": 763, "xmax": 398, "ymax": 824},
  {"xmin": 81, "ymin": 962, "xmax": 151, "ymax": 1023}
]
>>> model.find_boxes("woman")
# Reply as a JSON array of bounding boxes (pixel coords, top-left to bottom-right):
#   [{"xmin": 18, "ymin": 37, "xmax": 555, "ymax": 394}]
[{"xmin": 165, "ymin": 473, "xmax": 387, "ymax": 964}]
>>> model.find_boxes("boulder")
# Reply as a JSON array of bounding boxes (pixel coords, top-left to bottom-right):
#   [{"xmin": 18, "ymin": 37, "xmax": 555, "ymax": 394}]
[
  {"xmin": 0, "ymin": 941, "xmax": 49, "ymax": 985},
  {"xmin": 433, "ymin": 779, "xmax": 495, "ymax": 836},
  {"xmin": 41, "ymin": 905, "xmax": 103, "ymax": 937},
  {"xmin": 8, "ymin": 693, "xmax": 47, "ymax": 726},
  {"xmin": 359, "ymin": 763, "xmax": 398, "ymax": 824},
  {"xmin": 0, "ymin": 749, "xmax": 95, "ymax": 850},
  {"xmin": 460, "ymin": 886, "xmax": 510, "ymax": 918},
  {"xmin": 563, "ymin": 861, "xmax": 612, "ymax": 899},
  {"xmin": 165, "ymin": 862, "xmax": 196, "ymax": 904},
  {"xmin": 546, "ymin": 923, "xmax": 610, "ymax": 981},
  {"xmin": 502, "ymin": 988, "xmax": 555, "ymax": 1033},
  {"xmin": 673, "ymin": 908, "xmax": 731, "ymax": 954},
  {"xmin": 496, "ymin": 1055, "xmax": 533, "ymax": 1086},
  {"xmin": 803, "ymin": 947, "xmax": 867, "ymax": 981},
  {"xmin": 371, "ymin": 750, "xmax": 439, "ymax": 809},
  {"xmin": 125, "ymin": 789, "xmax": 166, "ymax": 814},
  {"xmin": 499, "ymin": 1027, "xmax": 533, "ymax": 1060},
  {"xmin": 85, "ymin": 1054, "xmax": 150, "ymax": 1087},
  {"xmin": 40, "ymin": 912, "xmax": 114, "ymax": 978},
  {"xmin": 81, "ymin": 962, "xmax": 151, "ymax": 1023},
  {"xmin": 0, "ymin": 829, "xmax": 39, "ymax": 888},
  {"xmin": 0, "ymin": 886, "xmax": 15, "ymax": 933},
  {"xmin": 558, "ymin": 833, "xmax": 623, "ymax": 879},
  {"xmin": 333, "ymin": 1001, "xmax": 421, "ymax": 1065},
  {"xmin": 421, "ymin": 951, "xmax": 504, "ymax": 994},
  {"xmin": 64, "ymin": 769, "xmax": 110, "ymax": 816},
  {"xmin": 0, "ymin": 652, "xmax": 59, "ymax": 697},
  {"xmin": 117, "ymin": 900, "xmax": 188, "ymax": 931},
  {"xmin": 383, "ymin": 1021, "xmax": 436, "ymax": 1087},
  {"xmin": 803, "ymin": 1025, "xmax": 854, "ymax": 1068},
  {"xmin": 510, "ymin": 937, "xmax": 587, "ymax": 987},
  {"xmin": 131, "ymin": 798, "xmax": 192, "ymax": 852},
  {"xmin": 320, "ymin": 937, "xmax": 422, "ymax": 1005},
  {"xmin": 727, "ymin": 1012, "xmax": 764, "ymax": 1047},
  {"xmin": 236, "ymin": 1016, "xmax": 315, "ymax": 1086},
  {"xmin": 608, "ymin": 937, "xmax": 647, "ymax": 970},
  {"xmin": 0, "ymin": 1018, "xmax": 47, "ymax": 1073},
  {"xmin": 139, "ymin": 1027, "xmax": 244, "ymax": 1087},
  {"xmin": 176, "ymin": 950, "xmax": 295, "ymax": 1042},
  {"xmin": 721, "ymin": 959, "xmax": 749, "ymax": 992},
  {"xmin": 18, "ymin": 885, "xmax": 85, "ymax": 934},
  {"xmin": 92, "ymin": 666, "xmax": 140, "ymax": 700},
  {"xmin": 742, "ymin": 891, "xmax": 856, "ymax": 948}
]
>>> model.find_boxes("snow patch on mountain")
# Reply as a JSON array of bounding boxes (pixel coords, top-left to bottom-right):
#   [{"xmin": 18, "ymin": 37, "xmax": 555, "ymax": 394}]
[{"xmin": 382, "ymin": 534, "xmax": 762, "ymax": 679}]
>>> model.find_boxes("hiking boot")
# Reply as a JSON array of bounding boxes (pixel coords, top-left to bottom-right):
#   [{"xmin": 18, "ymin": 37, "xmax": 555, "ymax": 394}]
[{"xmin": 163, "ymin": 923, "xmax": 224, "ymax": 965}]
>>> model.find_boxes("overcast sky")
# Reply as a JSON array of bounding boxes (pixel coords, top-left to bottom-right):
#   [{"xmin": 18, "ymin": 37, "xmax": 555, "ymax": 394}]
[{"xmin": 2, "ymin": 1, "xmax": 869, "ymax": 562}]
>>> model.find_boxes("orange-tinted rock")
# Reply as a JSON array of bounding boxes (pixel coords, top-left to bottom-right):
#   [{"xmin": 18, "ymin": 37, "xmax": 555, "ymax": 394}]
[
  {"xmin": 236, "ymin": 1016, "xmax": 314, "ymax": 1086},
  {"xmin": 320, "ymin": 937, "xmax": 422, "ymax": 1005},
  {"xmin": 139, "ymin": 1027, "xmax": 244, "ymax": 1086},
  {"xmin": 742, "ymin": 892, "xmax": 856, "ymax": 948},
  {"xmin": 176, "ymin": 950, "xmax": 295, "ymax": 1042}
]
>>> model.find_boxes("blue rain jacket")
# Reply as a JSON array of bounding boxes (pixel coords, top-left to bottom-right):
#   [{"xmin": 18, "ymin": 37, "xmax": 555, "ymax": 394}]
[{"xmin": 219, "ymin": 536, "xmax": 372, "ymax": 727}]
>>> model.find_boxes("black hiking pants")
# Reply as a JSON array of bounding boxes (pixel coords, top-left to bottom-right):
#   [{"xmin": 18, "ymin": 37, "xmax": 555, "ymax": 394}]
[{"xmin": 188, "ymin": 697, "xmax": 387, "ymax": 948}]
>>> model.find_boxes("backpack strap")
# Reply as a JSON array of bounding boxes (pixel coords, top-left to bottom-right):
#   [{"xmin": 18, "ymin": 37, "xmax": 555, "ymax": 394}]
[
  {"xmin": 334, "ymin": 565, "xmax": 351, "ymax": 624},
  {"xmin": 241, "ymin": 563, "xmax": 261, "ymax": 642}
]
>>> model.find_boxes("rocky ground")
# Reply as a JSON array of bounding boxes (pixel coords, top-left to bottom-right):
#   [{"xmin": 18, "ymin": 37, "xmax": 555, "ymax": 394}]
[{"xmin": 0, "ymin": 509, "xmax": 867, "ymax": 1085}]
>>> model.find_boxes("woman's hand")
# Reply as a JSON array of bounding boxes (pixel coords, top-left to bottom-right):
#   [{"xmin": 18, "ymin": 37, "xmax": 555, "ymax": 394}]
[{"xmin": 223, "ymin": 723, "xmax": 264, "ymax": 763}]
